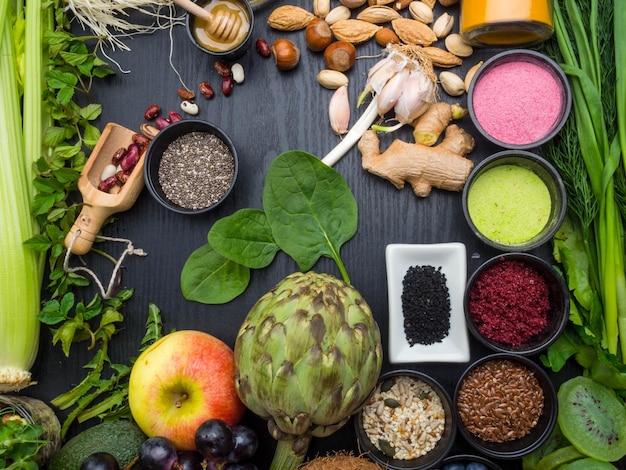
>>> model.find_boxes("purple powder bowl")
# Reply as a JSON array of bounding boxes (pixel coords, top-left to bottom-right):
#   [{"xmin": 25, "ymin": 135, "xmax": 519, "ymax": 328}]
[{"xmin": 467, "ymin": 49, "xmax": 571, "ymax": 150}]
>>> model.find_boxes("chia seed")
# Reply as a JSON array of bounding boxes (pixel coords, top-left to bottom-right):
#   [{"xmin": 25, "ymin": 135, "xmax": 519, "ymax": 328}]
[
  {"xmin": 401, "ymin": 265, "xmax": 451, "ymax": 346},
  {"xmin": 158, "ymin": 131, "xmax": 235, "ymax": 210}
]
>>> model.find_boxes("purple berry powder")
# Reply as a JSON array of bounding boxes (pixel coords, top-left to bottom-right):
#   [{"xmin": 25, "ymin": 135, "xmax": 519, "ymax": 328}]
[{"xmin": 471, "ymin": 60, "xmax": 564, "ymax": 146}]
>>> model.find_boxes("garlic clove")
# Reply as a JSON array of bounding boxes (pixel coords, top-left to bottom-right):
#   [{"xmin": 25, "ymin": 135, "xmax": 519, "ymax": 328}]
[
  {"xmin": 393, "ymin": 69, "xmax": 436, "ymax": 123},
  {"xmin": 328, "ymin": 85, "xmax": 351, "ymax": 135},
  {"xmin": 376, "ymin": 67, "xmax": 410, "ymax": 115}
]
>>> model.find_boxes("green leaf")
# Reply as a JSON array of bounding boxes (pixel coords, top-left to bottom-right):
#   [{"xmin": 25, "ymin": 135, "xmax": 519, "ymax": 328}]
[
  {"xmin": 181, "ymin": 243, "xmax": 250, "ymax": 304},
  {"xmin": 83, "ymin": 123, "xmax": 101, "ymax": 148},
  {"xmin": 46, "ymin": 69, "xmax": 78, "ymax": 88},
  {"xmin": 56, "ymin": 85, "xmax": 75, "ymax": 105},
  {"xmin": 208, "ymin": 208, "xmax": 279, "ymax": 269},
  {"xmin": 262, "ymin": 150, "xmax": 357, "ymax": 275},
  {"xmin": 79, "ymin": 103, "xmax": 102, "ymax": 121},
  {"xmin": 42, "ymin": 125, "xmax": 68, "ymax": 147}
]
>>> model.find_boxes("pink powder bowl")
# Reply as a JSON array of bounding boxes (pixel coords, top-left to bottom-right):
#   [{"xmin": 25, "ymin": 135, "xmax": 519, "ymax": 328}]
[{"xmin": 468, "ymin": 50, "xmax": 571, "ymax": 149}]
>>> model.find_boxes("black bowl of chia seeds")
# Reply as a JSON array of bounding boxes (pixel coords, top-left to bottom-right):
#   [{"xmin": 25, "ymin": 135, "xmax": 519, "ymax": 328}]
[
  {"xmin": 463, "ymin": 252, "xmax": 570, "ymax": 356},
  {"xmin": 144, "ymin": 119, "xmax": 238, "ymax": 215},
  {"xmin": 355, "ymin": 369, "xmax": 456, "ymax": 470},
  {"xmin": 453, "ymin": 354, "xmax": 558, "ymax": 460}
]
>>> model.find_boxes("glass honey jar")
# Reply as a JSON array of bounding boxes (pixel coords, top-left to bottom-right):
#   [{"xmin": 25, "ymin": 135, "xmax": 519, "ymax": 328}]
[{"xmin": 460, "ymin": 0, "xmax": 553, "ymax": 46}]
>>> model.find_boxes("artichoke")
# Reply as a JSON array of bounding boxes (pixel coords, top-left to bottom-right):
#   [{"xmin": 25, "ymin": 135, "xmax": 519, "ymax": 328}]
[{"xmin": 234, "ymin": 271, "xmax": 383, "ymax": 470}]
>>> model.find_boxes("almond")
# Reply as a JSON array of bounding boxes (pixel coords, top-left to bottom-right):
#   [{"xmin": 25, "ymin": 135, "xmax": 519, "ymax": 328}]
[
  {"xmin": 267, "ymin": 5, "xmax": 315, "ymax": 31},
  {"xmin": 330, "ymin": 19, "xmax": 382, "ymax": 44},
  {"xmin": 391, "ymin": 18, "xmax": 437, "ymax": 45},
  {"xmin": 356, "ymin": 5, "xmax": 401, "ymax": 23},
  {"xmin": 339, "ymin": 0, "xmax": 368, "ymax": 8},
  {"xmin": 422, "ymin": 46, "xmax": 462, "ymax": 67},
  {"xmin": 439, "ymin": 0, "xmax": 459, "ymax": 5}
]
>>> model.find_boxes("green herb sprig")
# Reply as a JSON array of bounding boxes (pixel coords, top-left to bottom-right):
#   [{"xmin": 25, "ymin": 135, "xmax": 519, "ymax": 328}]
[{"xmin": 0, "ymin": 409, "xmax": 47, "ymax": 470}]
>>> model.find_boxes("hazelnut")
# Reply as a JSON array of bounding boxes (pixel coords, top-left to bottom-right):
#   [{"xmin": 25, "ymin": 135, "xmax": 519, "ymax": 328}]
[
  {"xmin": 323, "ymin": 41, "xmax": 356, "ymax": 72},
  {"xmin": 271, "ymin": 38, "xmax": 301, "ymax": 71},
  {"xmin": 305, "ymin": 18, "xmax": 333, "ymax": 52},
  {"xmin": 375, "ymin": 27, "xmax": 400, "ymax": 47}
]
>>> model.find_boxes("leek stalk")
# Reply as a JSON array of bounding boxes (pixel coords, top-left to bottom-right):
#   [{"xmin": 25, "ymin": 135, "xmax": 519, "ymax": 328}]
[{"xmin": 0, "ymin": 0, "xmax": 49, "ymax": 391}]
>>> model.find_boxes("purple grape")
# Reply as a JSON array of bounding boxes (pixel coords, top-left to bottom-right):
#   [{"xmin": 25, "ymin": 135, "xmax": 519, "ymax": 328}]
[
  {"xmin": 139, "ymin": 436, "xmax": 178, "ymax": 470},
  {"xmin": 176, "ymin": 450, "xmax": 204, "ymax": 470},
  {"xmin": 224, "ymin": 463, "xmax": 258, "ymax": 470},
  {"xmin": 80, "ymin": 452, "xmax": 120, "ymax": 470},
  {"xmin": 227, "ymin": 425, "xmax": 258, "ymax": 462},
  {"xmin": 195, "ymin": 419, "xmax": 234, "ymax": 460}
]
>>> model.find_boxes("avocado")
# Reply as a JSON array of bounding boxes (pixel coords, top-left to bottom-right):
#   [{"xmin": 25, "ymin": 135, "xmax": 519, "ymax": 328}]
[{"xmin": 48, "ymin": 419, "xmax": 146, "ymax": 470}]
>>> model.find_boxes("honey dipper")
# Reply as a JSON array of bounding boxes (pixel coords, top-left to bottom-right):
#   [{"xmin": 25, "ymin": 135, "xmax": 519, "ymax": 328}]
[{"xmin": 173, "ymin": 0, "xmax": 243, "ymax": 43}]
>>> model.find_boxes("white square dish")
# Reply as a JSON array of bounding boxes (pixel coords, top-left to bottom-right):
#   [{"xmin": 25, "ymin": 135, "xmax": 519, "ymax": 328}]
[{"xmin": 385, "ymin": 243, "xmax": 470, "ymax": 363}]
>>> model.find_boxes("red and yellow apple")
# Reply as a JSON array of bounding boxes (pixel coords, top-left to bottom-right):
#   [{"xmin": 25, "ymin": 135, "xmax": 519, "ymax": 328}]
[{"xmin": 128, "ymin": 330, "xmax": 245, "ymax": 450}]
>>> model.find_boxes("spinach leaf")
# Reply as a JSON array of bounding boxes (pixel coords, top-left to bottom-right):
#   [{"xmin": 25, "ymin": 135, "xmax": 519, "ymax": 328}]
[
  {"xmin": 263, "ymin": 150, "xmax": 357, "ymax": 282},
  {"xmin": 208, "ymin": 208, "xmax": 279, "ymax": 269},
  {"xmin": 181, "ymin": 243, "xmax": 250, "ymax": 304}
]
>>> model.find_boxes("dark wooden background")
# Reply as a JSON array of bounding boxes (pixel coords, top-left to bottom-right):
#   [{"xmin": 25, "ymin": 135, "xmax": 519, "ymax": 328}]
[{"xmin": 24, "ymin": 1, "xmax": 579, "ymax": 468}]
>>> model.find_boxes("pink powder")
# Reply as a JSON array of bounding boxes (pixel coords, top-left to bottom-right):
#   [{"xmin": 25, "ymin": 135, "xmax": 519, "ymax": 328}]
[{"xmin": 472, "ymin": 60, "xmax": 564, "ymax": 146}]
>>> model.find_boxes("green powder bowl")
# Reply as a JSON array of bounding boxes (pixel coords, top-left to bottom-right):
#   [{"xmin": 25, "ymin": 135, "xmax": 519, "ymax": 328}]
[{"xmin": 461, "ymin": 150, "xmax": 567, "ymax": 252}]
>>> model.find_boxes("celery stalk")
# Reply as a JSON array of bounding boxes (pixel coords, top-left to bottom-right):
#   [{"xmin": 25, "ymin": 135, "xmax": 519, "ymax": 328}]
[{"xmin": 0, "ymin": 0, "xmax": 47, "ymax": 391}]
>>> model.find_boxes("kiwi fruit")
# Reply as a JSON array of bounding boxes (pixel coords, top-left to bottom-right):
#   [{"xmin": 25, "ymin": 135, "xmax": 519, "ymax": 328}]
[
  {"xmin": 557, "ymin": 376, "xmax": 626, "ymax": 462},
  {"xmin": 559, "ymin": 457, "xmax": 619, "ymax": 469}
]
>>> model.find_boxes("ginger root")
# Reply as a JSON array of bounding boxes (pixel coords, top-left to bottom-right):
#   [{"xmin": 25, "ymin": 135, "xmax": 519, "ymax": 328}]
[
  {"xmin": 359, "ymin": 124, "xmax": 475, "ymax": 197},
  {"xmin": 411, "ymin": 102, "xmax": 468, "ymax": 146}
]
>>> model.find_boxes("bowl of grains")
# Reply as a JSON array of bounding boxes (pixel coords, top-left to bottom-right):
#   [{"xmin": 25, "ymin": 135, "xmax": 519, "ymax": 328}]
[
  {"xmin": 385, "ymin": 243, "xmax": 470, "ymax": 364},
  {"xmin": 454, "ymin": 354, "xmax": 558, "ymax": 460},
  {"xmin": 355, "ymin": 369, "xmax": 456, "ymax": 470},
  {"xmin": 464, "ymin": 252, "xmax": 569, "ymax": 356},
  {"xmin": 143, "ymin": 119, "xmax": 238, "ymax": 215}
]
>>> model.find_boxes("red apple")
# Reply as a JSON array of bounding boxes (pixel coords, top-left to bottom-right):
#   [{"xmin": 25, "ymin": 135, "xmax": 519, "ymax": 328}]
[{"xmin": 128, "ymin": 330, "xmax": 245, "ymax": 450}]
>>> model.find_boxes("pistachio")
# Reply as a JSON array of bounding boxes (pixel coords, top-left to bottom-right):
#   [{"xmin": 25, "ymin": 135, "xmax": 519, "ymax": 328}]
[
  {"xmin": 444, "ymin": 33, "xmax": 473, "ymax": 57},
  {"xmin": 439, "ymin": 71, "xmax": 465, "ymax": 96},
  {"xmin": 464, "ymin": 61, "xmax": 483, "ymax": 92},
  {"xmin": 408, "ymin": 1, "xmax": 433, "ymax": 24},
  {"xmin": 432, "ymin": 12, "xmax": 454, "ymax": 38},
  {"xmin": 317, "ymin": 69, "xmax": 350, "ymax": 89},
  {"xmin": 314, "ymin": 0, "xmax": 331, "ymax": 18},
  {"xmin": 324, "ymin": 5, "xmax": 351, "ymax": 24}
]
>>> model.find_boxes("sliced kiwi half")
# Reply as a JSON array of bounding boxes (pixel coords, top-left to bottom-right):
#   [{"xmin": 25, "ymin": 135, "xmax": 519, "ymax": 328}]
[
  {"xmin": 558, "ymin": 376, "xmax": 626, "ymax": 462},
  {"xmin": 558, "ymin": 457, "xmax": 619, "ymax": 469}
]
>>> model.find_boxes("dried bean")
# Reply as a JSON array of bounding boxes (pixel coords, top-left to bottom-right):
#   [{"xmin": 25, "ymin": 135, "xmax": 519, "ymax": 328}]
[
  {"xmin": 199, "ymin": 81, "xmax": 215, "ymax": 99},
  {"xmin": 155, "ymin": 116, "xmax": 171, "ymax": 129},
  {"xmin": 111, "ymin": 147, "xmax": 127, "ymax": 165},
  {"xmin": 180, "ymin": 100, "xmax": 199, "ymax": 115},
  {"xmin": 116, "ymin": 170, "xmax": 130, "ymax": 184},
  {"xmin": 98, "ymin": 175, "xmax": 118, "ymax": 192},
  {"xmin": 177, "ymin": 87, "xmax": 195, "ymax": 100},
  {"xmin": 168, "ymin": 110, "xmax": 183, "ymax": 123},
  {"xmin": 144, "ymin": 103, "xmax": 161, "ymax": 120},
  {"xmin": 132, "ymin": 133, "xmax": 151, "ymax": 150},
  {"xmin": 221, "ymin": 76, "xmax": 234, "ymax": 96},
  {"xmin": 100, "ymin": 164, "xmax": 117, "ymax": 181},
  {"xmin": 256, "ymin": 38, "xmax": 271, "ymax": 57},
  {"xmin": 214, "ymin": 60, "xmax": 231, "ymax": 77}
]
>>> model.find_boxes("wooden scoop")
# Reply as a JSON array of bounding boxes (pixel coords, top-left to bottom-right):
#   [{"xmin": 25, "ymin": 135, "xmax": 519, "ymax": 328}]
[
  {"xmin": 64, "ymin": 123, "xmax": 146, "ymax": 255},
  {"xmin": 174, "ymin": 0, "xmax": 243, "ymax": 43}
]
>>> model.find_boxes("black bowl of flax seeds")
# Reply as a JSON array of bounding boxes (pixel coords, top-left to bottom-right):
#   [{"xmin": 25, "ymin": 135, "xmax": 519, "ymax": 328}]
[
  {"xmin": 453, "ymin": 354, "xmax": 558, "ymax": 460},
  {"xmin": 144, "ymin": 119, "xmax": 238, "ymax": 215}
]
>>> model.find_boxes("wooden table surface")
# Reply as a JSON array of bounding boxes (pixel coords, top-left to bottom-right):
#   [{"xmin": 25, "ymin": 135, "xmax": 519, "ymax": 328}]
[{"xmin": 25, "ymin": 1, "xmax": 576, "ymax": 468}]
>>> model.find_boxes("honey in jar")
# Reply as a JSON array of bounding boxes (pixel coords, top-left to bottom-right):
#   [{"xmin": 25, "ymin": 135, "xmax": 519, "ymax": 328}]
[{"xmin": 460, "ymin": 0, "xmax": 553, "ymax": 46}]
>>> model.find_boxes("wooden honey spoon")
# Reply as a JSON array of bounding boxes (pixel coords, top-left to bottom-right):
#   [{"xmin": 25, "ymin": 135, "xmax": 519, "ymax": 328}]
[
  {"xmin": 174, "ymin": 0, "xmax": 243, "ymax": 43},
  {"xmin": 64, "ymin": 123, "xmax": 146, "ymax": 255}
]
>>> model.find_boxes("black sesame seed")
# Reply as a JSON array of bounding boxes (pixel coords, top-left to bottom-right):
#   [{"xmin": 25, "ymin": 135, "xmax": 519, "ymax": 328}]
[{"xmin": 401, "ymin": 265, "xmax": 451, "ymax": 346}]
